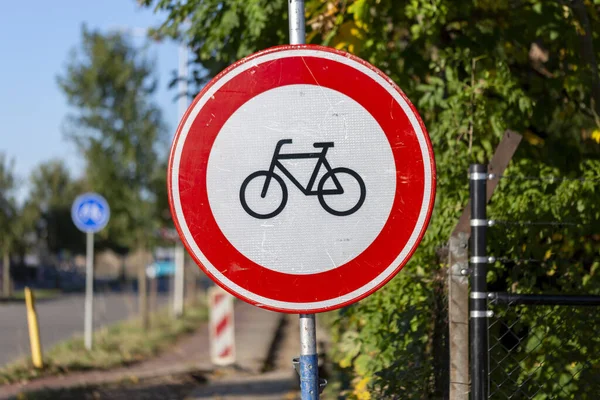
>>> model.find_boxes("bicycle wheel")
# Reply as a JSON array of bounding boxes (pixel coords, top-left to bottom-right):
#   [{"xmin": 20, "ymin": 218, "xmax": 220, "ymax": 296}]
[
  {"xmin": 239, "ymin": 171, "xmax": 288, "ymax": 219},
  {"xmin": 317, "ymin": 167, "xmax": 366, "ymax": 216}
]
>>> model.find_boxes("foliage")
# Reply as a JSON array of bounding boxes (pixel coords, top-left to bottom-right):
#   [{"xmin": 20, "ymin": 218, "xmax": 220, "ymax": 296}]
[
  {"xmin": 5, "ymin": 288, "xmax": 60, "ymax": 302},
  {"xmin": 484, "ymin": 161, "xmax": 600, "ymax": 399},
  {"xmin": 0, "ymin": 153, "xmax": 36, "ymax": 259},
  {"xmin": 139, "ymin": 0, "xmax": 289, "ymax": 88},
  {"xmin": 24, "ymin": 160, "xmax": 85, "ymax": 255},
  {"xmin": 141, "ymin": 0, "xmax": 600, "ymax": 397},
  {"xmin": 0, "ymin": 300, "xmax": 207, "ymax": 385},
  {"xmin": 0, "ymin": 153, "xmax": 18, "ymax": 255},
  {"xmin": 488, "ymin": 301, "xmax": 600, "ymax": 399},
  {"xmin": 57, "ymin": 26, "xmax": 169, "ymax": 251}
]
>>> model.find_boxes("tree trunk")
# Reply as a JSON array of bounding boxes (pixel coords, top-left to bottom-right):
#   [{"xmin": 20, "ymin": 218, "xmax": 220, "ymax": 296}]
[
  {"xmin": 3, "ymin": 251, "xmax": 11, "ymax": 298},
  {"xmin": 138, "ymin": 248, "xmax": 149, "ymax": 330},
  {"xmin": 149, "ymin": 275, "xmax": 157, "ymax": 315},
  {"xmin": 185, "ymin": 254, "xmax": 197, "ymax": 304}
]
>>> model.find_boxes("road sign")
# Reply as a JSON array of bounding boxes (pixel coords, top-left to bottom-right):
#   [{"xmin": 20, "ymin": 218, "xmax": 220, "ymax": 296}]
[
  {"xmin": 71, "ymin": 193, "xmax": 110, "ymax": 233},
  {"xmin": 71, "ymin": 192, "xmax": 110, "ymax": 350},
  {"xmin": 168, "ymin": 45, "xmax": 436, "ymax": 313},
  {"xmin": 208, "ymin": 286, "xmax": 236, "ymax": 366}
]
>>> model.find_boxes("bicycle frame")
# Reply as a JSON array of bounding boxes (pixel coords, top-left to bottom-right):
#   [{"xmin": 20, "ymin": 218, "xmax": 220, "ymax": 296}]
[{"xmin": 261, "ymin": 139, "xmax": 344, "ymax": 198}]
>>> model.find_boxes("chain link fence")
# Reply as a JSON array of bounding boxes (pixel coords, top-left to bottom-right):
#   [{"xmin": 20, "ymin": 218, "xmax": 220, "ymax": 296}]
[{"xmin": 487, "ymin": 296, "xmax": 600, "ymax": 399}]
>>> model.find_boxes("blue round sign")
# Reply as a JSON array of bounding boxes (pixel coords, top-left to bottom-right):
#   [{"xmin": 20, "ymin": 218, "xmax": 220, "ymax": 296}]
[{"xmin": 71, "ymin": 193, "xmax": 110, "ymax": 233}]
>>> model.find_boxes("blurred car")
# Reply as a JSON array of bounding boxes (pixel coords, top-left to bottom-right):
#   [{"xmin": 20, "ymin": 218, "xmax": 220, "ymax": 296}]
[{"xmin": 146, "ymin": 259, "xmax": 175, "ymax": 279}]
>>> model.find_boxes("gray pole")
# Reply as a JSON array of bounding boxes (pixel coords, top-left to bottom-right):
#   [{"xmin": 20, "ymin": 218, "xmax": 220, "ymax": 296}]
[
  {"xmin": 299, "ymin": 314, "xmax": 319, "ymax": 399},
  {"xmin": 84, "ymin": 231, "xmax": 94, "ymax": 350},
  {"xmin": 173, "ymin": 39, "xmax": 189, "ymax": 318},
  {"xmin": 173, "ymin": 243, "xmax": 185, "ymax": 316},
  {"xmin": 288, "ymin": 1, "xmax": 319, "ymax": 398},
  {"xmin": 177, "ymin": 37, "xmax": 189, "ymax": 114},
  {"xmin": 3, "ymin": 251, "xmax": 11, "ymax": 297},
  {"xmin": 288, "ymin": 0, "xmax": 306, "ymax": 45}
]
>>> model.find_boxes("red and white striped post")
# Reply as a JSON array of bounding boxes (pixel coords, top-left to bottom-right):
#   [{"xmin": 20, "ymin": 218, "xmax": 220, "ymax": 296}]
[{"xmin": 208, "ymin": 286, "xmax": 236, "ymax": 365}]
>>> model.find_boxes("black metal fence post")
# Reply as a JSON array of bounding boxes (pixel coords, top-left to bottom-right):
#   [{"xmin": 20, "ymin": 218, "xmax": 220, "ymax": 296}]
[{"xmin": 470, "ymin": 164, "xmax": 489, "ymax": 400}]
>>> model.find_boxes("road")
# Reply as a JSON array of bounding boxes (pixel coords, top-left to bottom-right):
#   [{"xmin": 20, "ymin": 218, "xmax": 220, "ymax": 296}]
[
  {"xmin": 0, "ymin": 292, "xmax": 168, "ymax": 367},
  {"xmin": 0, "ymin": 300, "xmax": 290, "ymax": 400}
]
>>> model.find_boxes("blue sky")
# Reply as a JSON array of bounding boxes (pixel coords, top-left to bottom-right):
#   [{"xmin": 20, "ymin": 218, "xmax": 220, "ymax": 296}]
[{"xmin": 0, "ymin": 0, "xmax": 182, "ymax": 201}]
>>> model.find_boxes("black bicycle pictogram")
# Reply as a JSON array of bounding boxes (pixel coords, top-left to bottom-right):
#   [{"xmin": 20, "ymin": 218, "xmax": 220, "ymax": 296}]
[{"xmin": 240, "ymin": 139, "xmax": 366, "ymax": 219}]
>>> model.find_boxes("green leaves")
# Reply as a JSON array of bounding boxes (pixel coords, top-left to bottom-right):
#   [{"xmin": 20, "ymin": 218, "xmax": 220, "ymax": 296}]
[
  {"xmin": 26, "ymin": 160, "xmax": 85, "ymax": 254},
  {"xmin": 347, "ymin": 0, "xmax": 369, "ymax": 25},
  {"xmin": 57, "ymin": 26, "xmax": 168, "ymax": 250},
  {"xmin": 137, "ymin": 0, "xmax": 600, "ymax": 397},
  {"xmin": 141, "ymin": 0, "xmax": 288, "ymax": 88},
  {"xmin": 0, "ymin": 153, "xmax": 40, "ymax": 257},
  {"xmin": 0, "ymin": 153, "xmax": 18, "ymax": 253}
]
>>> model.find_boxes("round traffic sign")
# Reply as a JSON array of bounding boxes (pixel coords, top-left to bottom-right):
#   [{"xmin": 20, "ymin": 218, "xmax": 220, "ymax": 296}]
[
  {"xmin": 168, "ymin": 45, "xmax": 436, "ymax": 313},
  {"xmin": 71, "ymin": 192, "xmax": 110, "ymax": 233}
]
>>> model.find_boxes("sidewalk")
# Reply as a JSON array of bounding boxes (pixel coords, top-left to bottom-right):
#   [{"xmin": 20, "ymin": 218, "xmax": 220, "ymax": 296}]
[
  {"xmin": 0, "ymin": 301, "xmax": 283, "ymax": 399},
  {"xmin": 185, "ymin": 313, "xmax": 301, "ymax": 400},
  {"xmin": 185, "ymin": 370, "xmax": 298, "ymax": 400},
  {"xmin": 184, "ymin": 312, "xmax": 335, "ymax": 400}
]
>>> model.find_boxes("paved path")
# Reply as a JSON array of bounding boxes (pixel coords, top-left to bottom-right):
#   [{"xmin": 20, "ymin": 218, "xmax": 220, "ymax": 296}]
[
  {"xmin": 185, "ymin": 313, "xmax": 331, "ymax": 400},
  {"xmin": 0, "ymin": 301, "xmax": 283, "ymax": 399},
  {"xmin": 0, "ymin": 292, "xmax": 168, "ymax": 367},
  {"xmin": 185, "ymin": 370, "xmax": 299, "ymax": 400},
  {"xmin": 186, "ymin": 313, "xmax": 300, "ymax": 400}
]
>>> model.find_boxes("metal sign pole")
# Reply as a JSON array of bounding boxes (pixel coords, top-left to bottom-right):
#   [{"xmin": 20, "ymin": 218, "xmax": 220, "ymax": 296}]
[
  {"xmin": 84, "ymin": 231, "xmax": 94, "ymax": 350},
  {"xmin": 173, "ymin": 38, "xmax": 189, "ymax": 318},
  {"xmin": 289, "ymin": 0, "xmax": 305, "ymax": 45},
  {"xmin": 469, "ymin": 164, "xmax": 489, "ymax": 399},
  {"xmin": 288, "ymin": 1, "xmax": 319, "ymax": 398},
  {"xmin": 173, "ymin": 242, "xmax": 185, "ymax": 316},
  {"xmin": 299, "ymin": 314, "xmax": 319, "ymax": 399}
]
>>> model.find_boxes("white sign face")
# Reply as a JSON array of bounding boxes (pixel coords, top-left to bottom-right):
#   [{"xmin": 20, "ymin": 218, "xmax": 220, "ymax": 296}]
[
  {"xmin": 206, "ymin": 84, "xmax": 396, "ymax": 275},
  {"xmin": 168, "ymin": 45, "xmax": 436, "ymax": 313}
]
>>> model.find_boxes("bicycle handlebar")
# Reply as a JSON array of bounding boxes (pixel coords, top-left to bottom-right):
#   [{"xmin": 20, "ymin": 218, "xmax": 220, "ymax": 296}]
[
  {"xmin": 274, "ymin": 139, "xmax": 334, "ymax": 152},
  {"xmin": 275, "ymin": 139, "xmax": 292, "ymax": 147},
  {"xmin": 274, "ymin": 139, "xmax": 293, "ymax": 152},
  {"xmin": 313, "ymin": 142, "xmax": 334, "ymax": 149}
]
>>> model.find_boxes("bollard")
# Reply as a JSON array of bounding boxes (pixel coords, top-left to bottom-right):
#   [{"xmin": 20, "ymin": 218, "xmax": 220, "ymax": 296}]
[{"xmin": 24, "ymin": 287, "xmax": 43, "ymax": 369}]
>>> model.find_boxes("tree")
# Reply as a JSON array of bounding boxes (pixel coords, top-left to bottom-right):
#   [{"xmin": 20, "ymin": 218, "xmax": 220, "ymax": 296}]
[
  {"xmin": 26, "ymin": 160, "xmax": 84, "ymax": 256},
  {"xmin": 57, "ymin": 25, "xmax": 168, "ymax": 328},
  {"xmin": 139, "ymin": 0, "xmax": 289, "ymax": 89},
  {"xmin": 0, "ymin": 154, "xmax": 37, "ymax": 296},
  {"xmin": 141, "ymin": 0, "xmax": 600, "ymax": 397},
  {"xmin": 0, "ymin": 153, "xmax": 17, "ymax": 296}
]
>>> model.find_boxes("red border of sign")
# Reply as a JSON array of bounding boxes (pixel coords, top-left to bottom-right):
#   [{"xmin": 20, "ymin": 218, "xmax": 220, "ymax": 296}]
[{"xmin": 168, "ymin": 45, "xmax": 436, "ymax": 313}]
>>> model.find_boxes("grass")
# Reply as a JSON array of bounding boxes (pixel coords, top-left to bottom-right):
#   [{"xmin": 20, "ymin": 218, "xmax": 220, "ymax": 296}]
[
  {"xmin": 9, "ymin": 371, "xmax": 205, "ymax": 400},
  {"xmin": 2, "ymin": 289, "xmax": 61, "ymax": 302},
  {"xmin": 0, "ymin": 299, "xmax": 207, "ymax": 385}
]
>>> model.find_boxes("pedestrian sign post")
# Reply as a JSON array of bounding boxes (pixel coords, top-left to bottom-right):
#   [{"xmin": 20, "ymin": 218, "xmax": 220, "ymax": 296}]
[
  {"xmin": 71, "ymin": 192, "xmax": 110, "ymax": 350},
  {"xmin": 168, "ymin": 1, "xmax": 435, "ymax": 397}
]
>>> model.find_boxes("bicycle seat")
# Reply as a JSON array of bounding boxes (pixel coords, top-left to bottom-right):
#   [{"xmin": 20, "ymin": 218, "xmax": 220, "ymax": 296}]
[{"xmin": 313, "ymin": 142, "xmax": 334, "ymax": 148}]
